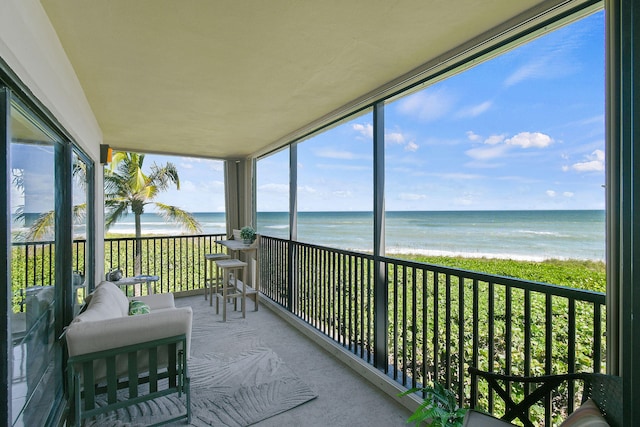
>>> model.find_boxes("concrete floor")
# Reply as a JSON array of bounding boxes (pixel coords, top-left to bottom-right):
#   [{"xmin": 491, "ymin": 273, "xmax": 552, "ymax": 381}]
[{"xmin": 175, "ymin": 294, "xmax": 412, "ymax": 427}]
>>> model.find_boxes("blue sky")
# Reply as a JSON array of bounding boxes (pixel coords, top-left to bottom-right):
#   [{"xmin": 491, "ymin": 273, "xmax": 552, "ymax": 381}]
[{"xmin": 147, "ymin": 11, "xmax": 605, "ymax": 213}]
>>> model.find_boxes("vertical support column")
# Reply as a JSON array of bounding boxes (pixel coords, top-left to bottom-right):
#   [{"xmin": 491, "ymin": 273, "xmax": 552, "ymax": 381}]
[
  {"xmin": 224, "ymin": 160, "xmax": 239, "ymax": 236},
  {"xmin": 288, "ymin": 144, "xmax": 298, "ymax": 311},
  {"xmin": 225, "ymin": 158, "xmax": 254, "ymax": 233},
  {"xmin": 607, "ymin": 0, "xmax": 640, "ymax": 425},
  {"xmin": 250, "ymin": 158, "xmax": 257, "ymax": 229},
  {"xmin": 0, "ymin": 86, "xmax": 12, "ymax": 427},
  {"xmin": 372, "ymin": 101, "xmax": 387, "ymax": 369},
  {"xmin": 605, "ymin": 0, "xmax": 620, "ymax": 377},
  {"xmin": 85, "ymin": 160, "xmax": 96, "ymax": 292},
  {"xmin": 55, "ymin": 142, "xmax": 73, "ymax": 330}
]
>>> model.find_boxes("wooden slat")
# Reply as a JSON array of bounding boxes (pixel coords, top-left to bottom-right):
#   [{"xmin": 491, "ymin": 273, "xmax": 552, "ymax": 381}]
[
  {"xmin": 82, "ymin": 361, "xmax": 95, "ymax": 411},
  {"xmin": 149, "ymin": 347, "xmax": 158, "ymax": 393},
  {"xmin": 128, "ymin": 351, "xmax": 138, "ymax": 398},
  {"xmin": 107, "ymin": 356, "xmax": 117, "ymax": 404}
]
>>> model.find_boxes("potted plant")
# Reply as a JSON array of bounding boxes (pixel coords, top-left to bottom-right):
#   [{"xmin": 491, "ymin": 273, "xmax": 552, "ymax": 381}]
[
  {"xmin": 399, "ymin": 382, "xmax": 468, "ymax": 427},
  {"xmin": 240, "ymin": 226, "xmax": 256, "ymax": 244}
]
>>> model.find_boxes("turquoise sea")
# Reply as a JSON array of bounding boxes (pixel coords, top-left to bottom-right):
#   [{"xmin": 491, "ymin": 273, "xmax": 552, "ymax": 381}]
[{"xmin": 107, "ymin": 210, "xmax": 605, "ymax": 262}]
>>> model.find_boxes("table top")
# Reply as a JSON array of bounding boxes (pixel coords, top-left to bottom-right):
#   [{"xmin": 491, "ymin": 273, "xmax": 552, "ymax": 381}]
[
  {"xmin": 116, "ymin": 275, "xmax": 159, "ymax": 285},
  {"xmin": 217, "ymin": 239, "xmax": 256, "ymax": 251}
]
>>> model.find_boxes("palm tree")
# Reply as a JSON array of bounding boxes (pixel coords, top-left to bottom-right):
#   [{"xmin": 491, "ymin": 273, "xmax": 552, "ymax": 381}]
[
  {"xmin": 16, "ymin": 159, "xmax": 88, "ymax": 241},
  {"xmin": 105, "ymin": 152, "xmax": 202, "ymax": 274},
  {"xmin": 21, "ymin": 152, "xmax": 202, "ymax": 276}
]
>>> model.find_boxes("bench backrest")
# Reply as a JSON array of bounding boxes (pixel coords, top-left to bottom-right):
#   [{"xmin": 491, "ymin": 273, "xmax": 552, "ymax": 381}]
[
  {"xmin": 469, "ymin": 367, "xmax": 622, "ymax": 427},
  {"xmin": 583, "ymin": 373, "xmax": 622, "ymax": 427}
]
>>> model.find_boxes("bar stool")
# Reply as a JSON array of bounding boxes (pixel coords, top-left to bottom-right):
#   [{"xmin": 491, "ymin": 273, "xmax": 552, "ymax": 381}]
[
  {"xmin": 215, "ymin": 259, "xmax": 247, "ymax": 321},
  {"xmin": 204, "ymin": 253, "xmax": 231, "ymax": 306}
]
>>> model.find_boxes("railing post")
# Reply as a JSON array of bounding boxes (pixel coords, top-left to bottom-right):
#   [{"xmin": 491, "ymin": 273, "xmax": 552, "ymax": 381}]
[{"xmin": 287, "ymin": 241, "xmax": 294, "ymax": 312}]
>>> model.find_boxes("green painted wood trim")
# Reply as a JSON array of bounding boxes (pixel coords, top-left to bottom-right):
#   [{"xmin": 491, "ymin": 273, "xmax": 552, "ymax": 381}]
[{"xmin": 68, "ymin": 334, "xmax": 189, "ymax": 424}]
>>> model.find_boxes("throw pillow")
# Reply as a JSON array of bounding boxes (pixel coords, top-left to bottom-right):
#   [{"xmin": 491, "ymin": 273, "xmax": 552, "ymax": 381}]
[
  {"xmin": 560, "ymin": 398, "xmax": 610, "ymax": 426},
  {"xmin": 128, "ymin": 300, "xmax": 150, "ymax": 316}
]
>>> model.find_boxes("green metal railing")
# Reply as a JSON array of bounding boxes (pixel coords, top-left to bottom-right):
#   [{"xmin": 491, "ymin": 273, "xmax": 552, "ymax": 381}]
[
  {"xmin": 258, "ymin": 235, "xmax": 606, "ymax": 423},
  {"xmin": 12, "ymin": 233, "xmax": 607, "ymax": 422}
]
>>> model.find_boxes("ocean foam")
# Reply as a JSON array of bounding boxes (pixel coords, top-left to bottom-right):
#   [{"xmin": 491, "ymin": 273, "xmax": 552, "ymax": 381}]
[{"xmin": 384, "ymin": 247, "xmax": 554, "ymax": 262}]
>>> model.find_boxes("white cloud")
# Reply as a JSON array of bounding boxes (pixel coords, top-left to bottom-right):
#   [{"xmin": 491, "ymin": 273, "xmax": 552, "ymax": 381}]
[
  {"xmin": 399, "ymin": 193, "xmax": 427, "ymax": 201},
  {"xmin": 206, "ymin": 180, "xmax": 224, "ymax": 190},
  {"xmin": 316, "ymin": 149, "xmax": 357, "ymax": 160},
  {"xmin": 436, "ymin": 172, "xmax": 483, "ymax": 180},
  {"xmin": 563, "ymin": 191, "xmax": 574, "ymax": 197},
  {"xmin": 397, "ymin": 89, "xmax": 455, "ymax": 121},
  {"xmin": 297, "ymin": 185, "xmax": 317, "ymax": 194},
  {"xmin": 453, "ymin": 195, "xmax": 474, "ymax": 206},
  {"xmin": 505, "ymin": 59, "xmax": 550, "ymax": 87},
  {"xmin": 208, "ymin": 161, "xmax": 224, "ymax": 172},
  {"xmin": 546, "ymin": 190, "xmax": 557, "ymax": 197},
  {"xmin": 484, "ymin": 134, "xmax": 506, "ymax": 145},
  {"xmin": 466, "ymin": 131, "xmax": 481, "ymax": 141},
  {"xmin": 505, "ymin": 132, "xmax": 553, "ymax": 148},
  {"xmin": 465, "ymin": 144, "xmax": 510, "ymax": 160},
  {"xmin": 332, "ymin": 190, "xmax": 352, "ymax": 198},
  {"xmin": 353, "ymin": 123, "xmax": 373, "ymax": 138},
  {"xmin": 259, "ymin": 183, "xmax": 288, "ymax": 193},
  {"xmin": 457, "ymin": 100, "xmax": 492, "ymax": 118},
  {"xmin": 386, "ymin": 132, "xmax": 405, "ymax": 144},
  {"xmin": 572, "ymin": 149, "xmax": 605, "ymax": 172},
  {"xmin": 180, "ymin": 180, "xmax": 196, "ymax": 192},
  {"xmin": 404, "ymin": 141, "xmax": 418, "ymax": 152},
  {"xmin": 465, "ymin": 131, "xmax": 553, "ymax": 162}
]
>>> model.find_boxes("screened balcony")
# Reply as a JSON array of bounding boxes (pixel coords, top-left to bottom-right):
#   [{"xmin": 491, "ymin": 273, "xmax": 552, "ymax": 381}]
[{"xmin": 2, "ymin": 0, "xmax": 640, "ymax": 426}]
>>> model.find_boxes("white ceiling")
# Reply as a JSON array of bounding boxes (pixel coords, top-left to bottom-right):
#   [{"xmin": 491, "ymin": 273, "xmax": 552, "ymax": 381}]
[{"xmin": 40, "ymin": 0, "xmax": 555, "ymax": 159}]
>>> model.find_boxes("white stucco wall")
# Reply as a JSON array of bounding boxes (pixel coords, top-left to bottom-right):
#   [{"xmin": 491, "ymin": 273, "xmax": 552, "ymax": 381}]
[{"xmin": 0, "ymin": 0, "xmax": 105, "ymax": 284}]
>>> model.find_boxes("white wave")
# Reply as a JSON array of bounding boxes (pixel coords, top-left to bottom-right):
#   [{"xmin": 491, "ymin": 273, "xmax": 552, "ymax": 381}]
[
  {"xmin": 201, "ymin": 222, "xmax": 226, "ymax": 227},
  {"xmin": 385, "ymin": 247, "xmax": 550, "ymax": 262},
  {"xmin": 264, "ymin": 225, "xmax": 289, "ymax": 229},
  {"xmin": 107, "ymin": 228, "xmax": 194, "ymax": 236},
  {"xmin": 516, "ymin": 230, "xmax": 563, "ymax": 237}
]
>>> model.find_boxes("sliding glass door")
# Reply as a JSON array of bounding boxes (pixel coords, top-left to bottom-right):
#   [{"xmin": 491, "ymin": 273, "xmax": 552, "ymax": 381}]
[{"xmin": 9, "ymin": 97, "xmax": 64, "ymax": 426}]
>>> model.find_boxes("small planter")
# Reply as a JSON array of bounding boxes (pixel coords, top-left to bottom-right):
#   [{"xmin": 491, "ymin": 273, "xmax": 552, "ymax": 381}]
[{"xmin": 240, "ymin": 226, "xmax": 256, "ymax": 244}]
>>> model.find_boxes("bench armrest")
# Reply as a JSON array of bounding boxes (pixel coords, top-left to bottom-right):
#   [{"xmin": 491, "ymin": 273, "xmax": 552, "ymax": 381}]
[
  {"xmin": 128, "ymin": 293, "xmax": 175, "ymax": 311},
  {"xmin": 66, "ymin": 306, "xmax": 192, "ymax": 357}
]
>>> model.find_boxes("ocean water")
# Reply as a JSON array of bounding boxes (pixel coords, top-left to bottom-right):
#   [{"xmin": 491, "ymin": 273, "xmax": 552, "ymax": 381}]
[{"xmin": 108, "ymin": 210, "xmax": 605, "ymax": 262}]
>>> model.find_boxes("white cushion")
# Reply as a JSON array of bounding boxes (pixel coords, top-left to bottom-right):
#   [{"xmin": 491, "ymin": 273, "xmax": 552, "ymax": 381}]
[
  {"xmin": 73, "ymin": 281, "xmax": 129, "ymax": 323},
  {"xmin": 66, "ymin": 306, "xmax": 193, "ymax": 381},
  {"xmin": 129, "ymin": 292, "xmax": 175, "ymax": 311},
  {"xmin": 463, "ymin": 410, "xmax": 517, "ymax": 426},
  {"xmin": 560, "ymin": 399, "xmax": 610, "ymax": 426}
]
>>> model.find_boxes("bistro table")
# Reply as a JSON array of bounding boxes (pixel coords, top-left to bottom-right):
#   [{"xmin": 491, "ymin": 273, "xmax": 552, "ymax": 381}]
[
  {"xmin": 216, "ymin": 239, "xmax": 260, "ymax": 310},
  {"xmin": 115, "ymin": 274, "xmax": 159, "ymax": 296}
]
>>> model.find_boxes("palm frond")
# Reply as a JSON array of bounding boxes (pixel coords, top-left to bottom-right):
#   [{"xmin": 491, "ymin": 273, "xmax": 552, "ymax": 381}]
[
  {"xmin": 105, "ymin": 202, "xmax": 130, "ymax": 230},
  {"xmin": 26, "ymin": 211, "xmax": 55, "ymax": 241},
  {"xmin": 148, "ymin": 162, "xmax": 180, "ymax": 192},
  {"xmin": 73, "ymin": 202, "xmax": 87, "ymax": 223},
  {"xmin": 154, "ymin": 202, "xmax": 202, "ymax": 234},
  {"xmin": 72, "ymin": 157, "xmax": 88, "ymax": 190},
  {"xmin": 11, "ymin": 168, "xmax": 25, "ymax": 192}
]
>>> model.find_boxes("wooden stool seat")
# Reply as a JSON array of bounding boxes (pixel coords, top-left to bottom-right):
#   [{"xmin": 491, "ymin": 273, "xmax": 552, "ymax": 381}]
[
  {"xmin": 204, "ymin": 253, "xmax": 231, "ymax": 305},
  {"xmin": 215, "ymin": 259, "xmax": 247, "ymax": 321}
]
